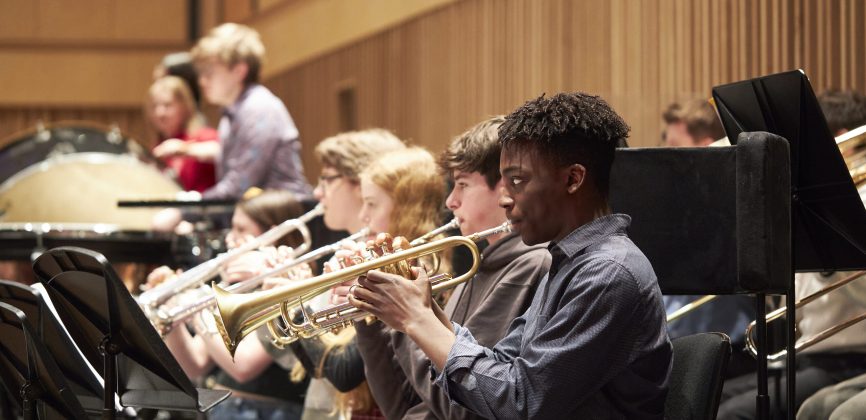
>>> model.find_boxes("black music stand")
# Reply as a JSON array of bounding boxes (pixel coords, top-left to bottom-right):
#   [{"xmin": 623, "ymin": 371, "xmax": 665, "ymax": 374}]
[
  {"xmin": 0, "ymin": 280, "xmax": 105, "ymax": 417},
  {"xmin": 31, "ymin": 247, "xmax": 230, "ymax": 419},
  {"xmin": 0, "ymin": 301, "xmax": 90, "ymax": 419},
  {"xmin": 713, "ymin": 70, "xmax": 866, "ymax": 419},
  {"xmin": 611, "ymin": 132, "xmax": 791, "ymax": 420}
]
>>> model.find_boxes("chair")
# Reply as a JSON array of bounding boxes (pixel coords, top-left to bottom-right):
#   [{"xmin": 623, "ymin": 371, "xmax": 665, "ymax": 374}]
[{"xmin": 664, "ymin": 333, "xmax": 731, "ymax": 420}]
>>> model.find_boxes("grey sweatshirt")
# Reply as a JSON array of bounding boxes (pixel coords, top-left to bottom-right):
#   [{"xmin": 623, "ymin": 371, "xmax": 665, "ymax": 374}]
[{"xmin": 355, "ymin": 232, "xmax": 551, "ymax": 420}]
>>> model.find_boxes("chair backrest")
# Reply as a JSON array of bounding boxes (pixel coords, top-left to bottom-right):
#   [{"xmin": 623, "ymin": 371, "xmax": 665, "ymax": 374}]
[{"xmin": 664, "ymin": 332, "xmax": 731, "ymax": 420}]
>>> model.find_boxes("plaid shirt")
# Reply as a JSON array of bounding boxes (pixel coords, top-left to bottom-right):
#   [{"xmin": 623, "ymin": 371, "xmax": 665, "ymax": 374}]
[
  {"xmin": 204, "ymin": 84, "xmax": 312, "ymax": 200},
  {"xmin": 433, "ymin": 214, "xmax": 673, "ymax": 419}
]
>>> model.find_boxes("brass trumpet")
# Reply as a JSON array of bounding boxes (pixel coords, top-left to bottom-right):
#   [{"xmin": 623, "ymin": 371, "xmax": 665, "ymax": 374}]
[
  {"xmin": 744, "ymin": 271, "xmax": 866, "ymax": 362},
  {"xmin": 150, "ymin": 227, "xmax": 370, "ymax": 336},
  {"xmin": 212, "ymin": 222, "xmax": 511, "ymax": 356},
  {"xmin": 138, "ymin": 204, "xmax": 323, "ymax": 310}
]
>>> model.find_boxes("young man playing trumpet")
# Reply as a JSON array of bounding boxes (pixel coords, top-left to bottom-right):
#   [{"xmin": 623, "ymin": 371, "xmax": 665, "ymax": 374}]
[
  {"xmin": 351, "ymin": 116, "xmax": 552, "ymax": 419},
  {"xmin": 349, "ymin": 92, "xmax": 672, "ymax": 419}
]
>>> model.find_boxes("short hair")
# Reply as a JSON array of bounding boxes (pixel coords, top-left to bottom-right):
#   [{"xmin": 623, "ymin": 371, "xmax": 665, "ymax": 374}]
[
  {"xmin": 237, "ymin": 189, "xmax": 305, "ymax": 248},
  {"xmin": 361, "ymin": 147, "xmax": 444, "ymax": 241},
  {"xmin": 498, "ymin": 92, "xmax": 630, "ymax": 198},
  {"xmin": 662, "ymin": 99, "xmax": 725, "ymax": 143},
  {"xmin": 191, "ymin": 23, "xmax": 265, "ymax": 85},
  {"xmin": 439, "ymin": 116, "xmax": 505, "ymax": 189},
  {"xmin": 315, "ymin": 129, "xmax": 405, "ymax": 183},
  {"xmin": 148, "ymin": 76, "xmax": 204, "ymax": 135},
  {"xmin": 818, "ymin": 89, "xmax": 866, "ymax": 134}
]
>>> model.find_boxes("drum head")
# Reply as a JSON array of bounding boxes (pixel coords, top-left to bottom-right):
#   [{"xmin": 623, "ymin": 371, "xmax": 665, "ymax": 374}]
[{"xmin": 0, "ymin": 153, "xmax": 180, "ymax": 230}]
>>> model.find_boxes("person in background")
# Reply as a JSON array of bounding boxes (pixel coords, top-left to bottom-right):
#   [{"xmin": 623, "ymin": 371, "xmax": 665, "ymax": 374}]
[
  {"xmin": 153, "ymin": 23, "xmax": 312, "ymax": 231},
  {"xmin": 660, "ymin": 98, "xmax": 755, "ymax": 379},
  {"xmin": 152, "ymin": 52, "xmax": 202, "ymax": 107},
  {"xmin": 353, "ymin": 116, "xmax": 551, "ymax": 420},
  {"xmin": 661, "ymin": 99, "xmax": 727, "ymax": 147},
  {"xmin": 147, "ymin": 75, "xmax": 218, "ymax": 192},
  {"xmin": 160, "ymin": 189, "xmax": 311, "ymax": 420}
]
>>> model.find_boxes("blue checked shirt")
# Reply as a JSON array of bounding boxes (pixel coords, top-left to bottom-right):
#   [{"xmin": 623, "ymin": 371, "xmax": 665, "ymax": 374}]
[{"xmin": 433, "ymin": 214, "xmax": 672, "ymax": 419}]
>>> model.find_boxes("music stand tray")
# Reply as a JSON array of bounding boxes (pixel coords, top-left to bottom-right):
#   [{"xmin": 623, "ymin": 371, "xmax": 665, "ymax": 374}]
[{"xmin": 31, "ymin": 247, "xmax": 230, "ymax": 417}]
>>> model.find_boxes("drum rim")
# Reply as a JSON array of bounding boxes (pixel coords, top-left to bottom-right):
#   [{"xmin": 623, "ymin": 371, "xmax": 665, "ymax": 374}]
[{"xmin": 0, "ymin": 152, "xmax": 176, "ymax": 194}]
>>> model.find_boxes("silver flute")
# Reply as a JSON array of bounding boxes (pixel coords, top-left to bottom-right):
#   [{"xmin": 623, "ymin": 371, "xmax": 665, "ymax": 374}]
[
  {"xmin": 153, "ymin": 226, "xmax": 370, "ymax": 335},
  {"xmin": 138, "ymin": 204, "xmax": 323, "ymax": 309}
]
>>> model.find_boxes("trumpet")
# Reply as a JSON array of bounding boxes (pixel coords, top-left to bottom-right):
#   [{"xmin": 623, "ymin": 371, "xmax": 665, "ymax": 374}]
[
  {"xmin": 745, "ymin": 271, "xmax": 866, "ymax": 362},
  {"xmin": 150, "ymin": 227, "xmax": 370, "ymax": 336},
  {"xmin": 212, "ymin": 221, "xmax": 512, "ymax": 356},
  {"xmin": 138, "ymin": 204, "xmax": 322, "ymax": 310}
]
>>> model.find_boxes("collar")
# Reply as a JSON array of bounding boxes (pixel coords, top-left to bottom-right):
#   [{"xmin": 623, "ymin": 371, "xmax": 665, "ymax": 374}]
[
  {"xmin": 222, "ymin": 84, "xmax": 258, "ymax": 119},
  {"xmin": 547, "ymin": 213, "xmax": 632, "ymax": 269}
]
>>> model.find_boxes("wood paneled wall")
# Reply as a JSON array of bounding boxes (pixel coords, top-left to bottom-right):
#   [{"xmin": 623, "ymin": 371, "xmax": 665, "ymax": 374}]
[{"xmin": 264, "ymin": 0, "xmax": 865, "ymax": 180}]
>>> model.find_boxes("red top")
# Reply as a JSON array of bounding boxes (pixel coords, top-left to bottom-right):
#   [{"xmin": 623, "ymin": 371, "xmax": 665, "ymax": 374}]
[{"xmin": 159, "ymin": 127, "xmax": 219, "ymax": 192}]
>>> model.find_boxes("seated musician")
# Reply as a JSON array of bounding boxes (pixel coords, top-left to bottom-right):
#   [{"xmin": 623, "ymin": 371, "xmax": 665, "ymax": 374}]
[
  {"xmin": 661, "ymin": 99, "xmax": 755, "ymax": 378},
  {"xmin": 159, "ymin": 189, "xmax": 310, "ymax": 420},
  {"xmin": 719, "ymin": 88, "xmax": 866, "ymax": 420},
  {"xmin": 252, "ymin": 129, "xmax": 404, "ymax": 419},
  {"xmin": 147, "ymin": 75, "xmax": 218, "ymax": 193},
  {"xmin": 350, "ymin": 116, "xmax": 551, "ymax": 419},
  {"xmin": 262, "ymin": 146, "xmax": 445, "ymax": 419},
  {"xmin": 349, "ymin": 92, "xmax": 672, "ymax": 418}
]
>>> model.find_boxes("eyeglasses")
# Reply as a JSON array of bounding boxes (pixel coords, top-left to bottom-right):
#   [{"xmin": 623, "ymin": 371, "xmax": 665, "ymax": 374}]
[{"xmin": 318, "ymin": 174, "xmax": 344, "ymax": 186}]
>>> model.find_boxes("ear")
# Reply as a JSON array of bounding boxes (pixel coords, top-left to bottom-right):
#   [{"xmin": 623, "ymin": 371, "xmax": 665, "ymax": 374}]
[
  {"xmin": 231, "ymin": 62, "xmax": 249, "ymax": 82},
  {"xmin": 565, "ymin": 164, "xmax": 587, "ymax": 194}
]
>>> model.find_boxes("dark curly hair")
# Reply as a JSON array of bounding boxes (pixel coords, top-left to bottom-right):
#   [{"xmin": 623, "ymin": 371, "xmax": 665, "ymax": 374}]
[{"xmin": 498, "ymin": 92, "xmax": 630, "ymax": 198}]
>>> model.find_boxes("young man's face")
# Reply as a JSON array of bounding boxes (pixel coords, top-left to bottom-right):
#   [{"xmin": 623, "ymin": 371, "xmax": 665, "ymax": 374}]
[
  {"xmin": 446, "ymin": 170, "xmax": 505, "ymax": 236},
  {"xmin": 197, "ymin": 58, "xmax": 245, "ymax": 106},
  {"xmin": 499, "ymin": 146, "xmax": 570, "ymax": 245},
  {"xmin": 313, "ymin": 166, "xmax": 362, "ymax": 232}
]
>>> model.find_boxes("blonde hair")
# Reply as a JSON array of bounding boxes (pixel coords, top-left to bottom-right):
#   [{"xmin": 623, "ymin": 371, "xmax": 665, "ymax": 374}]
[
  {"xmin": 315, "ymin": 129, "xmax": 405, "ymax": 183},
  {"xmin": 147, "ymin": 75, "xmax": 204, "ymax": 135},
  {"xmin": 191, "ymin": 23, "xmax": 265, "ymax": 84},
  {"xmin": 292, "ymin": 148, "xmax": 445, "ymax": 418},
  {"xmin": 362, "ymin": 147, "xmax": 445, "ymax": 240}
]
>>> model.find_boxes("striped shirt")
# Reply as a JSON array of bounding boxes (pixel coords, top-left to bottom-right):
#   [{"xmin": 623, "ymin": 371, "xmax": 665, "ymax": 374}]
[{"xmin": 433, "ymin": 214, "xmax": 672, "ymax": 419}]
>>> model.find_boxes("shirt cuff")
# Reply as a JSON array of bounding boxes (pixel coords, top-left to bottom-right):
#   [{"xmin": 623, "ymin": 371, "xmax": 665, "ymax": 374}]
[{"xmin": 431, "ymin": 322, "xmax": 483, "ymax": 393}]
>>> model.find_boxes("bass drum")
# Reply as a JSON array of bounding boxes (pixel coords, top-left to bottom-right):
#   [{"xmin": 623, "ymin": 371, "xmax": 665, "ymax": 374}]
[
  {"xmin": 0, "ymin": 121, "xmax": 152, "ymax": 185},
  {"xmin": 0, "ymin": 153, "xmax": 180, "ymax": 230}
]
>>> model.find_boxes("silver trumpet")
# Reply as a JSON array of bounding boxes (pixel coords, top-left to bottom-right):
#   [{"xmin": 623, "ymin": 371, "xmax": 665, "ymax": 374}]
[
  {"xmin": 151, "ymin": 227, "xmax": 370, "ymax": 336},
  {"xmin": 138, "ymin": 204, "xmax": 323, "ymax": 311}
]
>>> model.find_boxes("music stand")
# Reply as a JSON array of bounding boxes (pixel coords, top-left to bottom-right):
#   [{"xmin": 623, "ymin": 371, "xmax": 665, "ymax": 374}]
[
  {"xmin": 0, "ymin": 280, "xmax": 105, "ymax": 417},
  {"xmin": 713, "ymin": 70, "xmax": 866, "ymax": 419},
  {"xmin": 0, "ymin": 301, "xmax": 90, "ymax": 419},
  {"xmin": 611, "ymin": 132, "xmax": 791, "ymax": 420},
  {"xmin": 31, "ymin": 247, "xmax": 230, "ymax": 419}
]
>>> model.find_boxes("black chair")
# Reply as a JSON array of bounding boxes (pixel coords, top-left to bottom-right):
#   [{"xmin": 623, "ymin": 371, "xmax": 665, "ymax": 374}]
[{"xmin": 665, "ymin": 333, "xmax": 732, "ymax": 420}]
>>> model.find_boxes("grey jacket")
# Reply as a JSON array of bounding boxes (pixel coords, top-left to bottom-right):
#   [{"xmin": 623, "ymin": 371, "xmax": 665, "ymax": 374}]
[{"xmin": 355, "ymin": 232, "xmax": 551, "ymax": 419}]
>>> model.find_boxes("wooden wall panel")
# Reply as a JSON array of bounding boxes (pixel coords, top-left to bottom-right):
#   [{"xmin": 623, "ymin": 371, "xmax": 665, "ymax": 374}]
[{"xmin": 262, "ymin": 0, "xmax": 866, "ymax": 180}]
